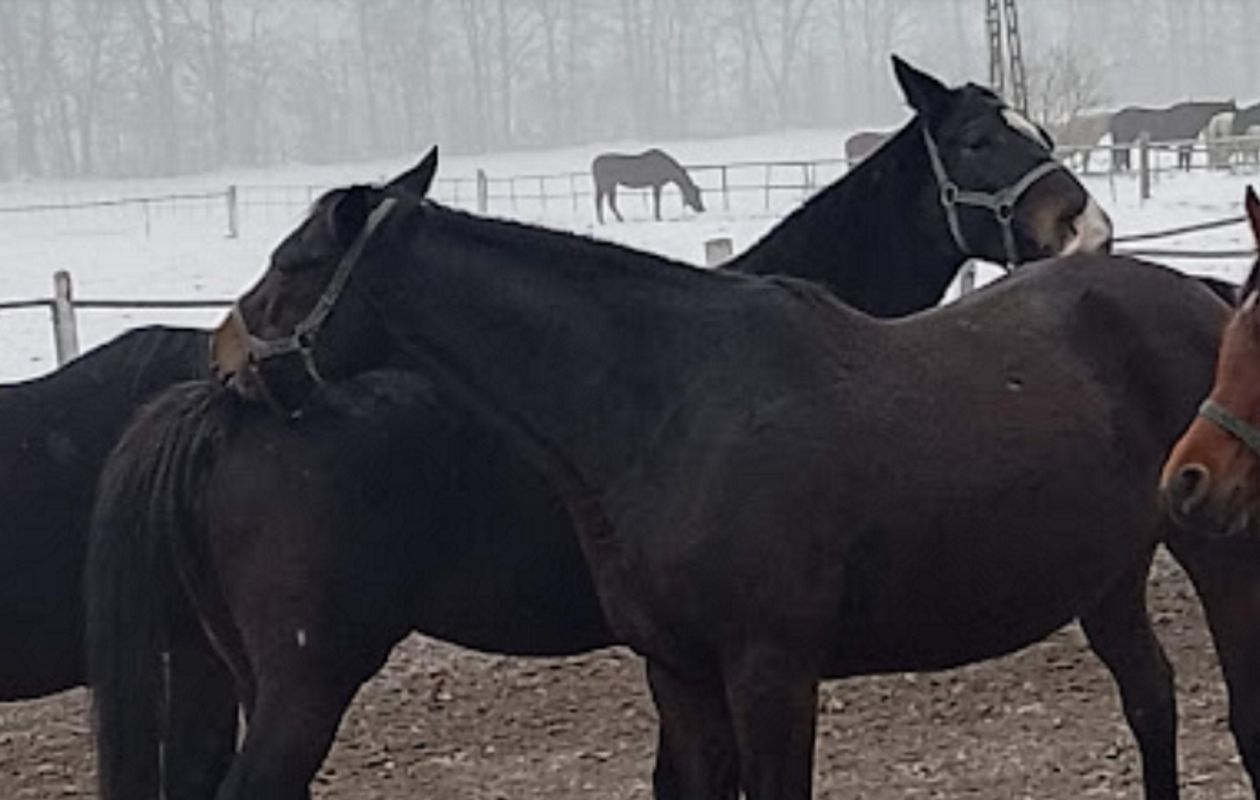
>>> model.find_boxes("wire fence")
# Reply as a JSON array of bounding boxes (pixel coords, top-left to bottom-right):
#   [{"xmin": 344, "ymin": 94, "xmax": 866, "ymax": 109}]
[{"xmin": 2, "ymin": 140, "xmax": 1257, "ymax": 370}]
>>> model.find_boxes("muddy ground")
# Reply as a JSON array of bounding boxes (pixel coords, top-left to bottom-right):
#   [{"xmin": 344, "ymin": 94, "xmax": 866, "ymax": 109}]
[{"xmin": 0, "ymin": 551, "xmax": 1251, "ymax": 799}]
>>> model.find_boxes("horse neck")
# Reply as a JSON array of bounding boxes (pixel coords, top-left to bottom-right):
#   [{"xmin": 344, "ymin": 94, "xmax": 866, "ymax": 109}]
[
  {"xmin": 727, "ymin": 120, "xmax": 962, "ymax": 317},
  {"xmin": 375, "ymin": 209, "xmax": 780, "ymax": 490}
]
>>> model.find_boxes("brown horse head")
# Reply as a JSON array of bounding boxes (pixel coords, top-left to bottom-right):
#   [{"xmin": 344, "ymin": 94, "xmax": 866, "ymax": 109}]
[{"xmin": 1161, "ymin": 187, "xmax": 1260, "ymax": 535}]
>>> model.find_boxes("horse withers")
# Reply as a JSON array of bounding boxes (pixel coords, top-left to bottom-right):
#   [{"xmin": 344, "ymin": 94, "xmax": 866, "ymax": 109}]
[{"xmin": 591, "ymin": 148, "xmax": 703, "ymax": 223}]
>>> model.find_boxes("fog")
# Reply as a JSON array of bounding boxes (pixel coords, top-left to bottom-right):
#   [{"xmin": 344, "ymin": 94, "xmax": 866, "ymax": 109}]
[{"xmin": 0, "ymin": 0, "xmax": 1255, "ymax": 180}]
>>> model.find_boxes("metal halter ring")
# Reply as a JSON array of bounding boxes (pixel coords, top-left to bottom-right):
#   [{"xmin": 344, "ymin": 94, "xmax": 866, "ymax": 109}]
[{"xmin": 921, "ymin": 121, "xmax": 1064, "ymax": 268}]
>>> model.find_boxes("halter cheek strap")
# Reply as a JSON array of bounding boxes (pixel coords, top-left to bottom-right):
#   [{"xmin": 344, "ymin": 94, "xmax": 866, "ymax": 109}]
[
  {"xmin": 235, "ymin": 196, "xmax": 399, "ymax": 387},
  {"xmin": 1199, "ymin": 398, "xmax": 1260, "ymax": 459},
  {"xmin": 921, "ymin": 124, "xmax": 1063, "ymax": 269}
]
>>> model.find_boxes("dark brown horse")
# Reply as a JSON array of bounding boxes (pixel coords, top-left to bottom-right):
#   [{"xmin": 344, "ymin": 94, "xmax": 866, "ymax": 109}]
[
  {"xmin": 195, "ymin": 143, "xmax": 1235, "ymax": 800},
  {"xmin": 592, "ymin": 148, "xmax": 704, "ymax": 223},
  {"xmin": 89, "ymin": 58, "xmax": 1118, "ymax": 800}
]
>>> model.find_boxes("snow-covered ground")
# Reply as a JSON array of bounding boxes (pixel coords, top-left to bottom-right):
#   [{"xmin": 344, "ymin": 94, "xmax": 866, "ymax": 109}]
[{"xmin": 0, "ymin": 128, "xmax": 1255, "ymax": 382}]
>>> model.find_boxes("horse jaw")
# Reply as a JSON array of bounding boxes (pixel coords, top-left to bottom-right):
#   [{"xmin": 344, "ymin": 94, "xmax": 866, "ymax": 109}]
[{"xmin": 1059, "ymin": 196, "xmax": 1113, "ymax": 255}]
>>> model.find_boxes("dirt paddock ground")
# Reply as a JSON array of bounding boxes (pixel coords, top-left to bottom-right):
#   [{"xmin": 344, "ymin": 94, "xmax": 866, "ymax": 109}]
[{"xmin": 0, "ymin": 550, "xmax": 1251, "ymax": 799}]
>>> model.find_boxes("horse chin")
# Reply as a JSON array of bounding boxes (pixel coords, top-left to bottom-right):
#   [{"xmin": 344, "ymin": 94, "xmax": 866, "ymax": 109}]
[
  {"xmin": 1163, "ymin": 490, "xmax": 1256, "ymax": 540},
  {"xmin": 1058, "ymin": 197, "xmax": 1113, "ymax": 256}
]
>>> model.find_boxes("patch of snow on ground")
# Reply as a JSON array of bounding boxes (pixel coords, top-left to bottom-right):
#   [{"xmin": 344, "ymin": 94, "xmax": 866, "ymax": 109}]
[{"xmin": 0, "ymin": 129, "xmax": 1255, "ymax": 381}]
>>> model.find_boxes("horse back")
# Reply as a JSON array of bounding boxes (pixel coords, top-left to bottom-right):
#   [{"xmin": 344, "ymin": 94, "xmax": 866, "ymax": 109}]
[{"xmin": 592, "ymin": 149, "xmax": 687, "ymax": 188}]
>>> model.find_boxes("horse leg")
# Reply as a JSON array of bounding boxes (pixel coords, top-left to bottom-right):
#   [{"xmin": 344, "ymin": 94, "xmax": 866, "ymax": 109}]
[
  {"xmin": 1167, "ymin": 536, "xmax": 1260, "ymax": 794},
  {"xmin": 722, "ymin": 642, "xmax": 819, "ymax": 800},
  {"xmin": 1078, "ymin": 551, "xmax": 1178, "ymax": 800},
  {"xmin": 212, "ymin": 672, "xmax": 357, "ymax": 800},
  {"xmin": 646, "ymin": 660, "xmax": 739, "ymax": 800},
  {"xmin": 595, "ymin": 186, "xmax": 605, "ymax": 224},
  {"xmin": 165, "ymin": 628, "xmax": 240, "ymax": 800},
  {"xmin": 609, "ymin": 185, "xmax": 624, "ymax": 222},
  {"xmin": 653, "ymin": 185, "xmax": 662, "ymax": 221}
]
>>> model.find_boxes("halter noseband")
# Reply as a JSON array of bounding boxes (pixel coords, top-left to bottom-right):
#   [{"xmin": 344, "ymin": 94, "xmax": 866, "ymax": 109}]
[
  {"xmin": 921, "ymin": 121, "xmax": 1063, "ymax": 269},
  {"xmin": 232, "ymin": 195, "xmax": 399, "ymax": 392},
  {"xmin": 1198, "ymin": 398, "xmax": 1260, "ymax": 459}
]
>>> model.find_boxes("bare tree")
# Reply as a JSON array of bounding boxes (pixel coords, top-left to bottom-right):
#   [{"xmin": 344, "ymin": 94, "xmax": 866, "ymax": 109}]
[{"xmin": 1026, "ymin": 43, "xmax": 1107, "ymax": 127}]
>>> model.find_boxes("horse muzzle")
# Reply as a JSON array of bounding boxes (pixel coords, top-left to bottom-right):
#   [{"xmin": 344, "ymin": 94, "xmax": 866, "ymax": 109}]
[{"xmin": 1059, "ymin": 197, "xmax": 1113, "ymax": 256}]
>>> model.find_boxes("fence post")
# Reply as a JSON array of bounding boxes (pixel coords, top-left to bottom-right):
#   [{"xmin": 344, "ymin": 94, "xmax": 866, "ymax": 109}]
[
  {"xmin": 721, "ymin": 166, "xmax": 730, "ymax": 211},
  {"xmin": 539, "ymin": 176, "xmax": 548, "ymax": 214},
  {"xmin": 570, "ymin": 173, "xmax": 580, "ymax": 215},
  {"xmin": 52, "ymin": 270, "xmax": 80, "ymax": 365},
  {"xmin": 225, "ymin": 185, "xmax": 239, "ymax": 238},
  {"xmin": 705, "ymin": 237, "xmax": 734, "ymax": 267},
  {"xmin": 764, "ymin": 164, "xmax": 772, "ymax": 210},
  {"xmin": 142, "ymin": 198, "xmax": 152, "ymax": 237},
  {"xmin": 1138, "ymin": 132, "xmax": 1151, "ymax": 202},
  {"xmin": 476, "ymin": 169, "xmax": 489, "ymax": 214}
]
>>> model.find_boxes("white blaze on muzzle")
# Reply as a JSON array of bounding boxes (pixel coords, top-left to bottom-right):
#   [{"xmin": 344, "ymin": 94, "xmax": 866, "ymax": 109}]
[{"xmin": 1060, "ymin": 196, "xmax": 1113, "ymax": 255}]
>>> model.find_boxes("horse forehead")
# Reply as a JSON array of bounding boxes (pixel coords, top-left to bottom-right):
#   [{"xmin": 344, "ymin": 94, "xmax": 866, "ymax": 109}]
[{"xmin": 1001, "ymin": 108, "xmax": 1050, "ymax": 149}]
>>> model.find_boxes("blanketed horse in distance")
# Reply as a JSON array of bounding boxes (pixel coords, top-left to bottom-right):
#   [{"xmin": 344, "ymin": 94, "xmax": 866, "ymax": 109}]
[
  {"xmin": 1110, "ymin": 100, "xmax": 1236, "ymax": 171},
  {"xmin": 591, "ymin": 148, "xmax": 704, "ymax": 223}
]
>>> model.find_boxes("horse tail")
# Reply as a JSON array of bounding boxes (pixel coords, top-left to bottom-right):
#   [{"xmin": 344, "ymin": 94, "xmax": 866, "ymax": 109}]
[{"xmin": 86, "ymin": 380, "xmax": 241, "ymax": 800}]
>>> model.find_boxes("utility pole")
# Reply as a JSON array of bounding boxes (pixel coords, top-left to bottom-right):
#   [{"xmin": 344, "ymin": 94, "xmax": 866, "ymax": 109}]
[{"xmin": 985, "ymin": 0, "xmax": 1027, "ymax": 114}]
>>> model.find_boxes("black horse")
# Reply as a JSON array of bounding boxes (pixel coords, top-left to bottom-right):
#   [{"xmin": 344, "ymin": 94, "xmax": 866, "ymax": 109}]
[
  {"xmin": 204, "ymin": 163, "xmax": 1233, "ymax": 800},
  {"xmin": 1110, "ymin": 100, "xmax": 1236, "ymax": 171},
  {"xmin": 88, "ymin": 58, "xmax": 1113, "ymax": 799},
  {"xmin": 0, "ymin": 326, "xmax": 238, "ymax": 797},
  {"xmin": 592, "ymin": 148, "xmax": 704, "ymax": 223}
]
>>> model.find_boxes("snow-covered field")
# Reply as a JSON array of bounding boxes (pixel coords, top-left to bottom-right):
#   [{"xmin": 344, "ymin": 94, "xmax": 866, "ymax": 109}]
[{"xmin": 0, "ymin": 128, "xmax": 1255, "ymax": 382}]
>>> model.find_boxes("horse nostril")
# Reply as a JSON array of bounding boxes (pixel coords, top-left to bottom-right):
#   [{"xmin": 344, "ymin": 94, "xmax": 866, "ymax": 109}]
[{"xmin": 1171, "ymin": 463, "xmax": 1212, "ymax": 514}]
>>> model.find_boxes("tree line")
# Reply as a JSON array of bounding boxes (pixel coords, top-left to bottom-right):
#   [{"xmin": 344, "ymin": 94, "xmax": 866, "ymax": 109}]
[{"xmin": 0, "ymin": 0, "xmax": 1255, "ymax": 180}]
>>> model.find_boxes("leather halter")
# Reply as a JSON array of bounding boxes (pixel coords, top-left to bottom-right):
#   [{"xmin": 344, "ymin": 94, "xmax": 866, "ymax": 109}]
[
  {"xmin": 1198, "ymin": 398, "xmax": 1260, "ymax": 459},
  {"xmin": 920, "ymin": 121, "xmax": 1064, "ymax": 269},
  {"xmin": 232, "ymin": 196, "xmax": 399, "ymax": 390}
]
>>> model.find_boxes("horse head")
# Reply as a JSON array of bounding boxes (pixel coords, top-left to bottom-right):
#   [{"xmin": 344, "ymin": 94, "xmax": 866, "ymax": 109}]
[
  {"xmin": 210, "ymin": 147, "xmax": 438, "ymax": 411},
  {"xmin": 681, "ymin": 179, "xmax": 705, "ymax": 214},
  {"xmin": 892, "ymin": 55, "xmax": 1111, "ymax": 266},
  {"xmin": 1161, "ymin": 187, "xmax": 1260, "ymax": 537}
]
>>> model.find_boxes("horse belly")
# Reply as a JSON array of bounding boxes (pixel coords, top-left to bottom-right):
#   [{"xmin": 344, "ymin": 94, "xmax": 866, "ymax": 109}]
[{"xmin": 826, "ymin": 509, "xmax": 1175, "ymax": 674}]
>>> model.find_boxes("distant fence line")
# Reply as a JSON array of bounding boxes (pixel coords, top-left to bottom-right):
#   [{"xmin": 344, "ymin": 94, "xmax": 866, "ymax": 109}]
[
  {"xmin": 1, "ymin": 133, "xmax": 1257, "ymax": 234},
  {"xmin": 3, "ymin": 140, "xmax": 1258, "ymax": 369},
  {"xmin": 0, "ymin": 157, "xmax": 851, "ymax": 240}
]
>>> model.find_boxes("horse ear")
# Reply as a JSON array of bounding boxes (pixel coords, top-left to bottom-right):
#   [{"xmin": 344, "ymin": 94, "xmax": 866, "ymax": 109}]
[
  {"xmin": 386, "ymin": 146, "xmax": 439, "ymax": 200},
  {"xmin": 1247, "ymin": 186, "xmax": 1260, "ymax": 249},
  {"xmin": 892, "ymin": 55, "xmax": 950, "ymax": 118}
]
